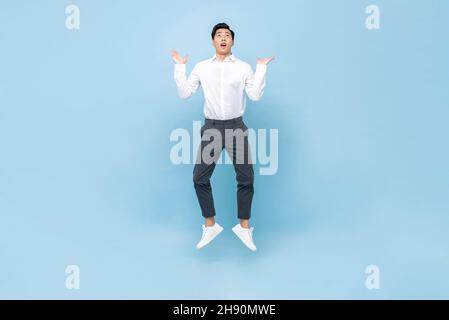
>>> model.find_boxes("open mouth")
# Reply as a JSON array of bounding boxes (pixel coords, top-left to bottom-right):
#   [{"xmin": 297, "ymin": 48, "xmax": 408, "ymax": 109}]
[{"xmin": 220, "ymin": 43, "xmax": 227, "ymax": 49}]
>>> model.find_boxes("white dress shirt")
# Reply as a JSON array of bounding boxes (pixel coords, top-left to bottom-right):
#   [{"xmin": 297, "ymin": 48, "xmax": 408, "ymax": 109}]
[{"xmin": 174, "ymin": 54, "xmax": 267, "ymax": 120}]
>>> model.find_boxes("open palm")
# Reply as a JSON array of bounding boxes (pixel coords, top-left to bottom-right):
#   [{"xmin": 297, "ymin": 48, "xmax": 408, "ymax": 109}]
[
  {"xmin": 171, "ymin": 50, "xmax": 188, "ymax": 64},
  {"xmin": 256, "ymin": 57, "xmax": 275, "ymax": 65}
]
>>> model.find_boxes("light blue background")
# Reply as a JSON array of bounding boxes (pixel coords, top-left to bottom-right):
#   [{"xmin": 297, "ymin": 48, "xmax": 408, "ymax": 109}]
[{"xmin": 1, "ymin": 0, "xmax": 448, "ymax": 299}]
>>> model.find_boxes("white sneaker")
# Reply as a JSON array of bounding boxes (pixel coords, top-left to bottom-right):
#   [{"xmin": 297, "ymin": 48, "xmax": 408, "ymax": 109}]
[
  {"xmin": 232, "ymin": 224, "xmax": 257, "ymax": 251},
  {"xmin": 196, "ymin": 223, "xmax": 224, "ymax": 249}
]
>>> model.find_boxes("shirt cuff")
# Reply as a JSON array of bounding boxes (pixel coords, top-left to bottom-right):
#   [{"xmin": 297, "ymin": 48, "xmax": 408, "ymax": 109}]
[
  {"xmin": 255, "ymin": 63, "xmax": 267, "ymax": 74},
  {"xmin": 174, "ymin": 63, "xmax": 187, "ymax": 73}
]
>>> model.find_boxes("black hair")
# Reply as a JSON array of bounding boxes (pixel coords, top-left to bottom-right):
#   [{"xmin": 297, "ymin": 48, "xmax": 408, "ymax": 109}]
[{"xmin": 211, "ymin": 23, "xmax": 235, "ymax": 40}]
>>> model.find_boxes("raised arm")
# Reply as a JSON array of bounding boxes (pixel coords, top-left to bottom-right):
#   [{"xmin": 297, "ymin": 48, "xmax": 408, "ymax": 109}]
[
  {"xmin": 172, "ymin": 50, "xmax": 200, "ymax": 99},
  {"xmin": 245, "ymin": 57, "xmax": 274, "ymax": 101}
]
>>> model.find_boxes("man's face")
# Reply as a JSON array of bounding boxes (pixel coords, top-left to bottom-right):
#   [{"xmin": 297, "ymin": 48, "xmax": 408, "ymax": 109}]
[{"xmin": 212, "ymin": 28, "xmax": 234, "ymax": 55}]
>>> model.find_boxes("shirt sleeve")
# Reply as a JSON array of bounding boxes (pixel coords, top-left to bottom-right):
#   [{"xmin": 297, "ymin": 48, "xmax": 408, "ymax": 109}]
[
  {"xmin": 174, "ymin": 63, "xmax": 201, "ymax": 99},
  {"xmin": 244, "ymin": 63, "xmax": 267, "ymax": 101}
]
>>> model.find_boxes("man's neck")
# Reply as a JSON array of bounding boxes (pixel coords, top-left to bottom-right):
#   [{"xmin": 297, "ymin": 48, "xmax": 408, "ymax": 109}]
[{"xmin": 215, "ymin": 52, "xmax": 232, "ymax": 61}]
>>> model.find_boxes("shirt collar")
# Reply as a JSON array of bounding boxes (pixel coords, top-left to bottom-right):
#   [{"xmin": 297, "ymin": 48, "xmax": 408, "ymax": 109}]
[{"xmin": 210, "ymin": 53, "xmax": 236, "ymax": 63}]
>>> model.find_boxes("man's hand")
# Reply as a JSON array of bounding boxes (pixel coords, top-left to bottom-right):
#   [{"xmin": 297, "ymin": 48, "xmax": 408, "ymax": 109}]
[
  {"xmin": 256, "ymin": 57, "xmax": 275, "ymax": 65},
  {"xmin": 172, "ymin": 50, "xmax": 188, "ymax": 64}
]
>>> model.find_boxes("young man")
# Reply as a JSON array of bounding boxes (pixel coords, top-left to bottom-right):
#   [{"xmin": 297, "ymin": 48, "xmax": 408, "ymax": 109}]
[{"xmin": 172, "ymin": 23, "xmax": 273, "ymax": 251}]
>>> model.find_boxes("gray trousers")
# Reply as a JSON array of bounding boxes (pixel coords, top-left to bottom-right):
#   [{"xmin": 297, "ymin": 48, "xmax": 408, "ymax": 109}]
[{"xmin": 193, "ymin": 116, "xmax": 254, "ymax": 220}]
